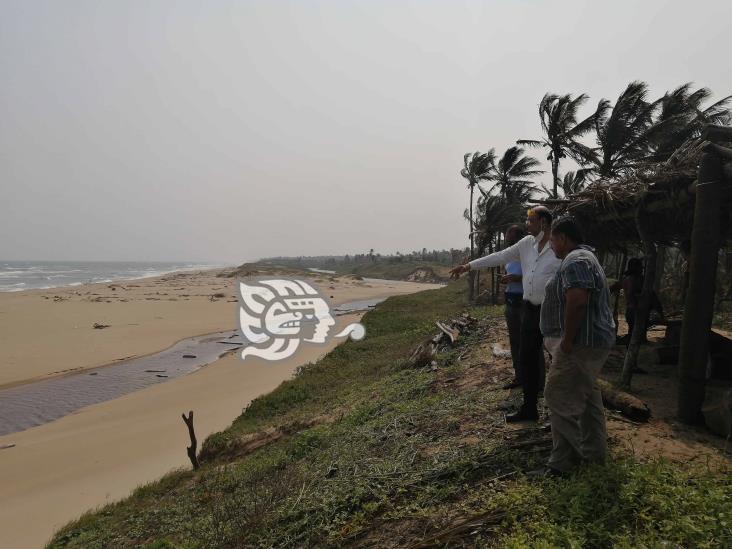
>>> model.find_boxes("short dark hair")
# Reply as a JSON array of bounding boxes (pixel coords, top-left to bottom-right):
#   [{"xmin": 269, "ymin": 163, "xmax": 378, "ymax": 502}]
[
  {"xmin": 529, "ymin": 206, "xmax": 553, "ymax": 226},
  {"xmin": 506, "ymin": 224, "xmax": 527, "ymax": 238},
  {"xmin": 551, "ymin": 216, "xmax": 584, "ymax": 244}
]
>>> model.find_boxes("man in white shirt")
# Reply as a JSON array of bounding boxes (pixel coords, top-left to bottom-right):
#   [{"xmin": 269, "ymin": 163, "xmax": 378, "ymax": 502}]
[{"xmin": 450, "ymin": 206, "xmax": 561, "ymax": 422}]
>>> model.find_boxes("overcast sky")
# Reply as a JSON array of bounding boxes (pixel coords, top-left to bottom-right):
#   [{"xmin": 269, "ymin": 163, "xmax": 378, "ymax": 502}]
[{"xmin": 1, "ymin": 1, "xmax": 730, "ymax": 263}]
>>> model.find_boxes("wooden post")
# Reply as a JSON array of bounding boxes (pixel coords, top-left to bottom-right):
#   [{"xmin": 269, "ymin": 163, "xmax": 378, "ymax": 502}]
[
  {"xmin": 678, "ymin": 152, "xmax": 724, "ymax": 423},
  {"xmin": 181, "ymin": 410, "xmax": 200, "ymax": 470},
  {"xmin": 620, "ymin": 201, "xmax": 657, "ymax": 389}
]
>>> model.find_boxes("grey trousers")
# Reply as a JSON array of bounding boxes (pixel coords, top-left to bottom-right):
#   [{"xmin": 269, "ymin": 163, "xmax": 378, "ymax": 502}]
[{"xmin": 544, "ymin": 340, "xmax": 610, "ymax": 472}]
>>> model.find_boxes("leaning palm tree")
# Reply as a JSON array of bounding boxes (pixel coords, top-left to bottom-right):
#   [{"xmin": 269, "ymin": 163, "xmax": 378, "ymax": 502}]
[
  {"xmin": 460, "ymin": 150, "xmax": 496, "ymax": 259},
  {"xmin": 584, "ymin": 81, "xmax": 658, "ymax": 179},
  {"xmin": 518, "ymin": 93, "xmax": 596, "ymax": 198},
  {"xmin": 645, "ymin": 83, "xmax": 732, "ymax": 162},
  {"xmin": 483, "ymin": 146, "xmax": 543, "ymax": 204}
]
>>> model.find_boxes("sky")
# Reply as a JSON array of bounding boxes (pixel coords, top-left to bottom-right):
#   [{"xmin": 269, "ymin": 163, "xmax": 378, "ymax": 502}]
[{"xmin": 1, "ymin": 0, "xmax": 730, "ymax": 263}]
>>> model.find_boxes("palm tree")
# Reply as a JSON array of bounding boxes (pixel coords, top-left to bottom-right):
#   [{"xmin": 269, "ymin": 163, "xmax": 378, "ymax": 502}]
[
  {"xmin": 473, "ymin": 193, "xmax": 523, "ymax": 255},
  {"xmin": 584, "ymin": 81, "xmax": 658, "ymax": 179},
  {"xmin": 518, "ymin": 93, "xmax": 596, "ymax": 198},
  {"xmin": 483, "ymin": 146, "xmax": 543, "ymax": 204},
  {"xmin": 472, "ymin": 193, "xmax": 524, "ymax": 303},
  {"xmin": 645, "ymin": 83, "xmax": 732, "ymax": 162},
  {"xmin": 460, "ymin": 150, "xmax": 496, "ymax": 259},
  {"xmin": 558, "ymin": 170, "xmax": 587, "ymax": 196}
]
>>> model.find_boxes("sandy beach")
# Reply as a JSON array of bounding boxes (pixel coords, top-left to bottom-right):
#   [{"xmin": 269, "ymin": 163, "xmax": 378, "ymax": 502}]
[{"xmin": 0, "ymin": 269, "xmax": 441, "ymax": 548}]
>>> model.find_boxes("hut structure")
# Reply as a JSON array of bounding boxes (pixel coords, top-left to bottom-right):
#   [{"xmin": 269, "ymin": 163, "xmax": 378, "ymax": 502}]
[{"xmin": 534, "ymin": 124, "xmax": 732, "ymax": 426}]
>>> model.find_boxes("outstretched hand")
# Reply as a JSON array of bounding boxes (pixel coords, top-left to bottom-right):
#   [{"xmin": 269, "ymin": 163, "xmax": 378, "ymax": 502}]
[
  {"xmin": 449, "ymin": 264, "xmax": 470, "ymax": 280},
  {"xmin": 500, "ymin": 274, "xmax": 521, "ymax": 284}
]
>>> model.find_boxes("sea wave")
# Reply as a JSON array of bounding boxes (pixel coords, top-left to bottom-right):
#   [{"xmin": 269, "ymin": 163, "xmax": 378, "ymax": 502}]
[{"xmin": 0, "ymin": 262, "xmax": 227, "ymax": 292}]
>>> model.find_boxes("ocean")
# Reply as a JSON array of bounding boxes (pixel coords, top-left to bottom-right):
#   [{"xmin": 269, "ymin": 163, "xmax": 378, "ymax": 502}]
[{"xmin": 0, "ymin": 260, "xmax": 227, "ymax": 292}]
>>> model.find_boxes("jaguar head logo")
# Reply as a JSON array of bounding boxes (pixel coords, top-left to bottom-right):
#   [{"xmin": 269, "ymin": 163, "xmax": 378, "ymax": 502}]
[{"xmin": 237, "ymin": 278, "xmax": 364, "ymax": 362}]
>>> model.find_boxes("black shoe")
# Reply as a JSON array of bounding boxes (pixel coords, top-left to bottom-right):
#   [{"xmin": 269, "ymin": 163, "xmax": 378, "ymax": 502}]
[
  {"xmin": 527, "ymin": 466, "xmax": 567, "ymax": 479},
  {"xmin": 506, "ymin": 408, "xmax": 539, "ymax": 423},
  {"xmin": 502, "ymin": 379, "xmax": 521, "ymax": 389}
]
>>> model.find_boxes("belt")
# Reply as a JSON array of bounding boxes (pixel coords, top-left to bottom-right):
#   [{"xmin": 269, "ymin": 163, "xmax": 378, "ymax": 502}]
[{"xmin": 522, "ymin": 300, "xmax": 541, "ymax": 309}]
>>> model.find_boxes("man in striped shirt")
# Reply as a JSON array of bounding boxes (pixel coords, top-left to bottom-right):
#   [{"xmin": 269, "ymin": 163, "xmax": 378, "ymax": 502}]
[{"xmin": 539, "ymin": 216, "xmax": 615, "ymax": 476}]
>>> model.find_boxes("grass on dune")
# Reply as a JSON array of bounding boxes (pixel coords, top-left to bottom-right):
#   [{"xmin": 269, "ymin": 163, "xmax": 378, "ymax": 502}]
[{"xmin": 49, "ymin": 283, "xmax": 730, "ymax": 548}]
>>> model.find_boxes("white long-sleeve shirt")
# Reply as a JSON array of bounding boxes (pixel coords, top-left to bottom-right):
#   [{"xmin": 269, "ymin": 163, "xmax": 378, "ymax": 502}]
[{"xmin": 469, "ymin": 234, "xmax": 561, "ymax": 306}]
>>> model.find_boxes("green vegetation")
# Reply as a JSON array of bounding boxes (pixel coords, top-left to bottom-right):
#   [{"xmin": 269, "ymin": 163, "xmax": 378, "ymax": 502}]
[
  {"xmin": 229, "ymin": 258, "xmax": 451, "ymax": 283},
  {"xmin": 49, "ymin": 284, "xmax": 730, "ymax": 548},
  {"xmin": 336, "ymin": 259, "xmax": 450, "ymax": 282}
]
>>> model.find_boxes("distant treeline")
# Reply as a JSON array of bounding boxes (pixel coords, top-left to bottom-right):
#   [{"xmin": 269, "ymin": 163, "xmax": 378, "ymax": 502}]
[{"xmin": 263, "ymin": 248, "xmax": 468, "ymax": 268}]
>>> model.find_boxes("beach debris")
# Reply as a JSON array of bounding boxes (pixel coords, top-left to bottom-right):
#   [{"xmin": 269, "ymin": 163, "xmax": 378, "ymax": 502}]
[
  {"xmin": 156, "ymin": 374, "xmax": 169, "ymax": 378},
  {"xmin": 182, "ymin": 354, "xmax": 197, "ymax": 359},
  {"xmin": 181, "ymin": 410, "xmax": 200, "ymax": 470},
  {"xmin": 145, "ymin": 369, "xmax": 166, "ymax": 373},
  {"xmin": 407, "ymin": 313, "xmax": 477, "ymax": 368},
  {"xmin": 492, "ymin": 344, "xmax": 512, "ymax": 359},
  {"xmin": 209, "ymin": 292, "xmax": 226, "ymax": 301},
  {"xmin": 88, "ymin": 372, "xmax": 98, "ymax": 376},
  {"xmin": 436, "ymin": 321, "xmax": 460, "ymax": 344},
  {"xmin": 0, "ymin": 443, "xmax": 16, "ymax": 450},
  {"xmin": 92, "ymin": 322, "xmax": 110, "ymax": 329}
]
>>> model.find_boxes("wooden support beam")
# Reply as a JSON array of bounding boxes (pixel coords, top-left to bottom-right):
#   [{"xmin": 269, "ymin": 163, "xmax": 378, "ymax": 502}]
[{"xmin": 677, "ymin": 153, "xmax": 724, "ymax": 424}]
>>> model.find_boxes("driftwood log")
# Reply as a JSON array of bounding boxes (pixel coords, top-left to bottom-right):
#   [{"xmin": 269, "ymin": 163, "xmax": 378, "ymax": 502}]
[
  {"xmin": 181, "ymin": 410, "xmax": 200, "ymax": 470},
  {"xmin": 597, "ymin": 379, "xmax": 651, "ymax": 422}
]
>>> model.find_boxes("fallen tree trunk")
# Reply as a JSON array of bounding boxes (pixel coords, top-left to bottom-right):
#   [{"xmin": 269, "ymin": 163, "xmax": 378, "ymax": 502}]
[{"xmin": 597, "ymin": 379, "xmax": 651, "ymax": 422}]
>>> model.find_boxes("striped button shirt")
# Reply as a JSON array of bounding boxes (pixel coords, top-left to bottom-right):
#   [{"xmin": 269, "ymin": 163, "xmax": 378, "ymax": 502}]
[{"xmin": 540, "ymin": 245, "xmax": 616, "ymax": 348}]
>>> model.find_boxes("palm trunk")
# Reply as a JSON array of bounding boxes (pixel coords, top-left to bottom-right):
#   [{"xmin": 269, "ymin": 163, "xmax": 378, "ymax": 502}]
[
  {"xmin": 469, "ymin": 184, "xmax": 475, "ymax": 259},
  {"xmin": 493, "ymin": 232, "xmax": 502, "ymax": 304},
  {"xmin": 552, "ymin": 155, "xmax": 559, "ymax": 198},
  {"xmin": 468, "ymin": 184, "xmax": 475, "ymax": 301}
]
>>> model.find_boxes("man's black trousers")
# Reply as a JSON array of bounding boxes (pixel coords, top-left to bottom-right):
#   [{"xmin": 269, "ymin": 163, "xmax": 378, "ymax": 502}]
[{"xmin": 518, "ymin": 301, "xmax": 546, "ymax": 414}]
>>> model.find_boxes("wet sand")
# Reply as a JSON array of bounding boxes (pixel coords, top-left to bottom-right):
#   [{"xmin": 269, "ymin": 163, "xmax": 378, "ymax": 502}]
[{"xmin": 0, "ymin": 270, "xmax": 440, "ymax": 548}]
